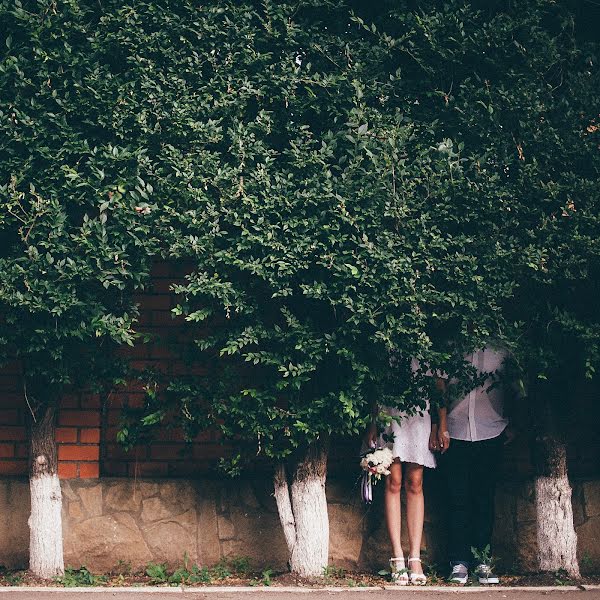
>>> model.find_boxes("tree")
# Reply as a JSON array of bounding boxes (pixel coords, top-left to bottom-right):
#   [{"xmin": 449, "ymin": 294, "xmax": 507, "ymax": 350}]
[
  {"xmin": 0, "ymin": 1, "xmax": 155, "ymax": 577},
  {"xmin": 360, "ymin": 0, "xmax": 600, "ymax": 576},
  {"xmin": 112, "ymin": 0, "xmax": 524, "ymax": 576}
]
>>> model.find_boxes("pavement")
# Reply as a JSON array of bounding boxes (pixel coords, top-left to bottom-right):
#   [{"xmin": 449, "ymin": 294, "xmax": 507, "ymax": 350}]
[{"xmin": 1, "ymin": 587, "xmax": 600, "ymax": 600}]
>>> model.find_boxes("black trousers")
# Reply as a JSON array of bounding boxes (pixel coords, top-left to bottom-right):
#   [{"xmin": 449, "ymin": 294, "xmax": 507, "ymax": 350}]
[{"xmin": 439, "ymin": 434, "xmax": 504, "ymax": 566}]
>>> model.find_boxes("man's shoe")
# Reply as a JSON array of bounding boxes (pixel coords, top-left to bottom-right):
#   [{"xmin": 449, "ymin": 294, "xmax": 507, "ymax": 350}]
[
  {"xmin": 448, "ymin": 564, "xmax": 468, "ymax": 584},
  {"xmin": 475, "ymin": 564, "xmax": 499, "ymax": 584}
]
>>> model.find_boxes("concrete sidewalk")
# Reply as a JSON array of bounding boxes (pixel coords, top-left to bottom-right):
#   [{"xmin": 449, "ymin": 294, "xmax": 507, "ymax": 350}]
[{"xmin": 1, "ymin": 587, "xmax": 600, "ymax": 600}]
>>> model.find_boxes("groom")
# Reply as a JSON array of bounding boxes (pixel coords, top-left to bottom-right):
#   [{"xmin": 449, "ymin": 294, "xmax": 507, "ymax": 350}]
[{"xmin": 432, "ymin": 346, "xmax": 517, "ymax": 585}]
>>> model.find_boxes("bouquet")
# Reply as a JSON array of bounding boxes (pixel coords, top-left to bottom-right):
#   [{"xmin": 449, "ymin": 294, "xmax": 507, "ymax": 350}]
[{"xmin": 360, "ymin": 446, "xmax": 394, "ymax": 504}]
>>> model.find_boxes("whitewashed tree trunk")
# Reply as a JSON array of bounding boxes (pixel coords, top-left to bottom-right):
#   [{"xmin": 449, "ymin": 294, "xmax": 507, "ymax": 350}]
[
  {"xmin": 273, "ymin": 440, "xmax": 329, "ymax": 577},
  {"xmin": 533, "ymin": 397, "xmax": 580, "ymax": 578},
  {"xmin": 28, "ymin": 403, "xmax": 65, "ymax": 579}
]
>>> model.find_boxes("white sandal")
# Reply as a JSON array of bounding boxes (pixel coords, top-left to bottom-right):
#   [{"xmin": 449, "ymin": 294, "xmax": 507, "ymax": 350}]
[
  {"xmin": 389, "ymin": 557, "xmax": 409, "ymax": 585},
  {"xmin": 408, "ymin": 557, "xmax": 427, "ymax": 586}
]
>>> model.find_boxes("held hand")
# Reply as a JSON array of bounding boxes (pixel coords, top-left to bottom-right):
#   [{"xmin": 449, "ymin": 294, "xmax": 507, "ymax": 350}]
[
  {"xmin": 429, "ymin": 424, "xmax": 439, "ymax": 452},
  {"xmin": 438, "ymin": 429, "xmax": 450, "ymax": 454}
]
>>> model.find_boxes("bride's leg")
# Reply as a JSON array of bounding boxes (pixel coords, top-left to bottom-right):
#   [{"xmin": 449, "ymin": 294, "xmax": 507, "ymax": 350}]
[
  {"xmin": 405, "ymin": 463, "xmax": 425, "ymax": 576},
  {"xmin": 385, "ymin": 459, "xmax": 403, "ymax": 558}
]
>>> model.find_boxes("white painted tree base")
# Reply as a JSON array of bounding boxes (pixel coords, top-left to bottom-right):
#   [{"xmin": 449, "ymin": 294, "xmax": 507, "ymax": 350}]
[
  {"xmin": 274, "ymin": 455, "xmax": 329, "ymax": 578},
  {"xmin": 535, "ymin": 476, "xmax": 580, "ymax": 578},
  {"xmin": 28, "ymin": 473, "xmax": 64, "ymax": 578}
]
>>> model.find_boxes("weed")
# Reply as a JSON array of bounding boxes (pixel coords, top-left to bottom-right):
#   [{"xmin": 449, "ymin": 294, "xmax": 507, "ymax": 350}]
[
  {"xmin": 191, "ymin": 565, "xmax": 213, "ymax": 584},
  {"xmin": 145, "ymin": 562, "xmax": 169, "ymax": 584},
  {"xmin": 56, "ymin": 566, "xmax": 106, "ymax": 587},
  {"xmin": 471, "ymin": 544, "xmax": 497, "ymax": 569},
  {"xmin": 554, "ymin": 568, "xmax": 571, "ymax": 586},
  {"xmin": 261, "ymin": 568, "xmax": 273, "ymax": 586},
  {"xmin": 323, "ymin": 565, "xmax": 346, "ymax": 579},
  {"xmin": 425, "ymin": 563, "xmax": 441, "ymax": 584},
  {"xmin": 112, "ymin": 560, "xmax": 132, "ymax": 577},
  {"xmin": 229, "ymin": 555, "xmax": 251, "ymax": 575},
  {"xmin": 4, "ymin": 572, "xmax": 24, "ymax": 586},
  {"xmin": 211, "ymin": 559, "xmax": 232, "ymax": 580}
]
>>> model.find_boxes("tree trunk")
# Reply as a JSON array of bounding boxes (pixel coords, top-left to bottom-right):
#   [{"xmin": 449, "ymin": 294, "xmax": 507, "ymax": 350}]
[
  {"xmin": 28, "ymin": 402, "xmax": 64, "ymax": 579},
  {"xmin": 273, "ymin": 439, "xmax": 329, "ymax": 577},
  {"xmin": 533, "ymin": 394, "xmax": 580, "ymax": 578}
]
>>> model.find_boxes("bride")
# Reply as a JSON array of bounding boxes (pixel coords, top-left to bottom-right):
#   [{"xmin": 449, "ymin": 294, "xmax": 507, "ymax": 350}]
[{"xmin": 365, "ymin": 362, "xmax": 448, "ymax": 585}]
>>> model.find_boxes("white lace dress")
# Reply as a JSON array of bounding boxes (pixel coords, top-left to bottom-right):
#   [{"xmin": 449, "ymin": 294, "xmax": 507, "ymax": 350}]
[{"xmin": 381, "ymin": 403, "xmax": 436, "ymax": 469}]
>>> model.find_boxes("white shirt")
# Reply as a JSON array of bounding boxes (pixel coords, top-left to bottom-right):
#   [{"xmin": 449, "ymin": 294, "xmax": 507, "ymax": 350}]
[{"xmin": 447, "ymin": 347, "xmax": 509, "ymax": 442}]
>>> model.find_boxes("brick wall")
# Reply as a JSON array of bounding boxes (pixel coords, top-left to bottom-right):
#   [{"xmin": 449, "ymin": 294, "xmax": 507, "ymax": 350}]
[{"xmin": 1, "ymin": 261, "xmax": 599, "ymax": 481}]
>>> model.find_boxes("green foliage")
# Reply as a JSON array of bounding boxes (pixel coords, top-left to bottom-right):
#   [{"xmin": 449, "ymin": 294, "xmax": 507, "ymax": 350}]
[
  {"xmin": 55, "ymin": 566, "xmax": 106, "ymax": 587},
  {"xmin": 471, "ymin": 544, "xmax": 497, "ymax": 569},
  {"xmin": 0, "ymin": 0, "xmax": 156, "ymax": 414},
  {"xmin": 90, "ymin": 0, "xmax": 599, "ymax": 470},
  {"xmin": 145, "ymin": 562, "xmax": 169, "ymax": 584}
]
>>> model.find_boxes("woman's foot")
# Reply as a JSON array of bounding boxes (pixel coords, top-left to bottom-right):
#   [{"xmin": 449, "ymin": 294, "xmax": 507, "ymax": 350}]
[
  {"xmin": 389, "ymin": 557, "xmax": 409, "ymax": 585},
  {"xmin": 408, "ymin": 557, "xmax": 427, "ymax": 586}
]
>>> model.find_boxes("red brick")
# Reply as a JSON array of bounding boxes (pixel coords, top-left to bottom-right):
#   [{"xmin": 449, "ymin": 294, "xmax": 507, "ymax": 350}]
[
  {"xmin": 55, "ymin": 428, "xmax": 78, "ymax": 443},
  {"xmin": 150, "ymin": 262, "xmax": 174, "ymax": 277},
  {"xmin": 100, "ymin": 460, "xmax": 127, "ymax": 476},
  {"xmin": 149, "ymin": 445, "xmax": 189, "ymax": 460},
  {"xmin": 137, "ymin": 295, "xmax": 172, "ymax": 311},
  {"xmin": 80, "ymin": 395, "xmax": 101, "ymax": 409},
  {"xmin": 0, "ymin": 426, "xmax": 26, "ymax": 441},
  {"xmin": 59, "ymin": 410, "xmax": 100, "ymax": 427},
  {"xmin": 0, "ymin": 460, "xmax": 27, "ymax": 475},
  {"xmin": 58, "ymin": 445, "xmax": 100, "ymax": 461},
  {"xmin": 151, "ymin": 279, "xmax": 175, "ymax": 294},
  {"xmin": 58, "ymin": 462, "xmax": 78, "ymax": 479},
  {"xmin": 130, "ymin": 462, "xmax": 168, "ymax": 477},
  {"xmin": 79, "ymin": 428, "xmax": 100, "ymax": 444},
  {"xmin": 0, "ymin": 409, "xmax": 19, "ymax": 424},
  {"xmin": 0, "ymin": 443, "xmax": 14, "ymax": 458},
  {"xmin": 78, "ymin": 462, "xmax": 100, "ymax": 478},
  {"xmin": 150, "ymin": 345, "xmax": 174, "ymax": 360},
  {"xmin": 60, "ymin": 394, "xmax": 80, "ymax": 409},
  {"xmin": 15, "ymin": 443, "xmax": 28, "ymax": 458},
  {"xmin": 151, "ymin": 311, "xmax": 177, "ymax": 327},
  {"xmin": 0, "ymin": 393, "xmax": 23, "ymax": 407},
  {"xmin": 0, "ymin": 376, "xmax": 20, "ymax": 392},
  {"xmin": 105, "ymin": 443, "xmax": 145, "ymax": 460},
  {"xmin": 129, "ymin": 360, "xmax": 169, "ymax": 374}
]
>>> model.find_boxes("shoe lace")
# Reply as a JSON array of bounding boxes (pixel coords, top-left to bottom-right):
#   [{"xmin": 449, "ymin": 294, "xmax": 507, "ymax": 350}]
[
  {"xmin": 452, "ymin": 565, "xmax": 466, "ymax": 575},
  {"xmin": 478, "ymin": 564, "xmax": 492, "ymax": 575}
]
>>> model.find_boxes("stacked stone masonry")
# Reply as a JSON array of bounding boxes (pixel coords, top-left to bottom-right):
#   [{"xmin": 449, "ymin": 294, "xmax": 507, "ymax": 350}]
[{"xmin": 0, "ymin": 476, "xmax": 599, "ymax": 574}]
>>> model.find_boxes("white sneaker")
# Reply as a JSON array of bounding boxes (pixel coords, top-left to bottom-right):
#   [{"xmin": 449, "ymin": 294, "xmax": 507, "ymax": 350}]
[
  {"xmin": 448, "ymin": 564, "xmax": 468, "ymax": 584},
  {"xmin": 475, "ymin": 564, "xmax": 499, "ymax": 584}
]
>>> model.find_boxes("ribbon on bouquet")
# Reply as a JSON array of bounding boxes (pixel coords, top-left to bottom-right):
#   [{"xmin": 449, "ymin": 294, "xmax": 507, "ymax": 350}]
[{"xmin": 361, "ymin": 471, "xmax": 373, "ymax": 504}]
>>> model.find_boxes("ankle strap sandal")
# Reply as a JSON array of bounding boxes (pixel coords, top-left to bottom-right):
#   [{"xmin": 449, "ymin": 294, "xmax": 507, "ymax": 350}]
[
  {"xmin": 408, "ymin": 557, "xmax": 427, "ymax": 586},
  {"xmin": 389, "ymin": 557, "xmax": 409, "ymax": 585}
]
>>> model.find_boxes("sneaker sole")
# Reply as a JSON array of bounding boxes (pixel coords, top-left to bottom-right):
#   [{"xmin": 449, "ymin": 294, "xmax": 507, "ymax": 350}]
[{"xmin": 478, "ymin": 577, "xmax": 499, "ymax": 584}]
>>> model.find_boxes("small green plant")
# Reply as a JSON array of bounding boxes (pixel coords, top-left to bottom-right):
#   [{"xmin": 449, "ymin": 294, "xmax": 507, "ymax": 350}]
[
  {"xmin": 191, "ymin": 565, "xmax": 213, "ymax": 584},
  {"xmin": 471, "ymin": 545, "xmax": 497, "ymax": 569},
  {"xmin": 261, "ymin": 568, "xmax": 273, "ymax": 586},
  {"xmin": 554, "ymin": 568, "xmax": 571, "ymax": 586},
  {"xmin": 229, "ymin": 555, "xmax": 252, "ymax": 575},
  {"xmin": 425, "ymin": 563, "xmax": 441, "ymax": 584},
  {"xmin": 56, "ymin": 566, "xmax": 106, "ymax": 587},
  {"xmin": 210, "ymin": 559, "xmax": 232, "ymax": 580},
  {"xmin": 112, "ymin": 560, "xmax": 132, "ymax": 577},
  {"xmin": 145, "ymin": 562, "xmax": 169, "ymax": 584},
  {"xmin": 5, "ymin": 572, "xmax": 24, "ymax": 586},
  {"xmin": 323, "ymin": 565, "xmax": 346, "ymax": 579}
]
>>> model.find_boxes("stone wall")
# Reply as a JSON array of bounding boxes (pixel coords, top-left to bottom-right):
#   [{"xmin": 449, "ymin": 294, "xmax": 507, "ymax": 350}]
[{"xmin": 0, "ymin": 475, "xmax": 599, "ymax": 574}]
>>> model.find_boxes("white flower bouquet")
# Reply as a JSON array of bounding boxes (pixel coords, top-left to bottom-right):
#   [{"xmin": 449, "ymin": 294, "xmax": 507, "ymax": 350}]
[{"xmin": 360, "ymin": 446, "xmax": 394, "ymax": 504}]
